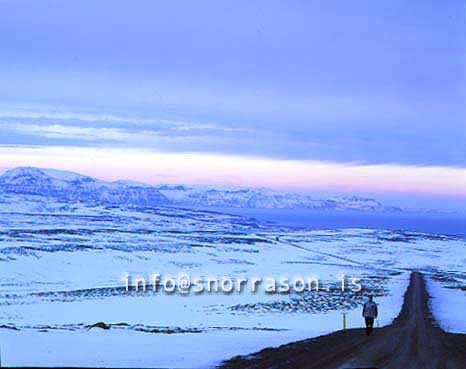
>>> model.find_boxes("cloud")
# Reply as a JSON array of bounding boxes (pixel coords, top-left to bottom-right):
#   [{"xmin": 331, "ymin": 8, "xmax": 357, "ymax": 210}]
[
  {"xmin": 4, "ymin": 122, "xmax": 136, "ymax": 142},
  {"xmin": 0, "ymin": 105, "xmax": 255, "ymax": 133},
  {"xmin": 0, "ymin": 97, "xmax": 464, "ymax": 168},
  {"xmin": 0, "ymin": 106, "xmax": 261, "ymax": 156},
  {"xmin": 4, "ymin": 123, "xmax": 242, "ymax": 155}
]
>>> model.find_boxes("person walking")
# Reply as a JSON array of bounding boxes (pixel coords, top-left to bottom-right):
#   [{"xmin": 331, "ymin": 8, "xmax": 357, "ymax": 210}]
[{"xmin": 362, "ymin": 295, "xmax": 378, "ymax": 336}]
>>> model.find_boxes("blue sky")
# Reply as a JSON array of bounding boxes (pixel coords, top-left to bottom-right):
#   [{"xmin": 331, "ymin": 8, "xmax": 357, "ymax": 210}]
[{"xmin": 0, "ymin": 1, "xmax": 465, "ymax": 208}]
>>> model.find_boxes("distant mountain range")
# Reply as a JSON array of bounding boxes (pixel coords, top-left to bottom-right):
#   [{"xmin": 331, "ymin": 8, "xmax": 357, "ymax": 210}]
[{"xmin": 0, "ymin": 167, "xmax": 402, "ymax": 212}]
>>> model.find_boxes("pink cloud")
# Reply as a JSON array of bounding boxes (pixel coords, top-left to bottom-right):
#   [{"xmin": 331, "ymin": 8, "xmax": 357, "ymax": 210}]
[{"xmin": 1, "ymin": 146, "xmax": 466, "ymax": 198}]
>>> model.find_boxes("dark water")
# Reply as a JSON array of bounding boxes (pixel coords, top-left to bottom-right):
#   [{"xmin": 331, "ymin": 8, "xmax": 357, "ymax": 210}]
[{"xmin": 203, "ymin": 208, "xmax": 466, "ymax": 237}]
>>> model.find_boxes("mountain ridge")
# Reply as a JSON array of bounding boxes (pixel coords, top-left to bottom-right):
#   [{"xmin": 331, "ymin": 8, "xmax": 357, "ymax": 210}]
[{"xmin": 0, "ymin": 167, "xmax": 402, "ymax": 212}]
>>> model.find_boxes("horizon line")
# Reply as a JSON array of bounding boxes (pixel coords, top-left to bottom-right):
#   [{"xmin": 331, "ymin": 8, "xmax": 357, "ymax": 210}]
[{"xmin": 1, "ymin": 146, "xmax": 466, "ymax": 200}]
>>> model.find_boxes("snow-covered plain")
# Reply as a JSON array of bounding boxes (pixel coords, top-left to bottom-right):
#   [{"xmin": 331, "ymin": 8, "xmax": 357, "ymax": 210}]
[{"xmin": 0, "ymin": 194, "xmax": 465, "ymax": 367}]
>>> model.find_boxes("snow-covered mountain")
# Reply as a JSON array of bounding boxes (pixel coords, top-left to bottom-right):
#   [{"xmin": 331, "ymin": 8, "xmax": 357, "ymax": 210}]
[
  {"xmin": 155, "ymin": 185, "xmax": 394, "ymax": 211},
  {"xmin": 0, "ymin": 167, "xmax": 169, "ymax": 206},
  {"xmin": 0, "ymin": 167, "xmax": 401, "ymax": 211}
]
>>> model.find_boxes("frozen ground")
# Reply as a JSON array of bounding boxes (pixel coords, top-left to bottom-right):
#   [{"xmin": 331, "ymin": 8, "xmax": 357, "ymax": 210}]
[{"xmin": 0, "ymin": 194, "xmax": 464, "ymax": 367}]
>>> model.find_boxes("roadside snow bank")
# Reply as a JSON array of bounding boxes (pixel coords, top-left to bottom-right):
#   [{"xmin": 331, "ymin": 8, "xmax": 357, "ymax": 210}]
[{"xmin": 427, "ymin": 278, "xmax": 466, "ymax": 333}]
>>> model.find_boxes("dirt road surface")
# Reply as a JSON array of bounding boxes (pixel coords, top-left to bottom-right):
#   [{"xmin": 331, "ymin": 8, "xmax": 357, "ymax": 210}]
[{"xmin": 222, "ymin": 272, "xmax": 466, "ymax": 369}]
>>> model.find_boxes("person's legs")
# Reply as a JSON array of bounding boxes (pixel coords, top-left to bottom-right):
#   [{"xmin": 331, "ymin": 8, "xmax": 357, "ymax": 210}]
[
  {"xmin": 368, "ymin": 318, "xmax": 374, "ymax": 335},
  {"xmin": 365, "ymin": 317, "xmax": 374, "ymax": 336}
]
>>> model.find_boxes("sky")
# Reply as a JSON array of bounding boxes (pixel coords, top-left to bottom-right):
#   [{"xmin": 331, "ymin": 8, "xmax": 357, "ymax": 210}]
[{"xmin": 0, "ymin": 0, "xmax": 465, "ymax": 209}]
